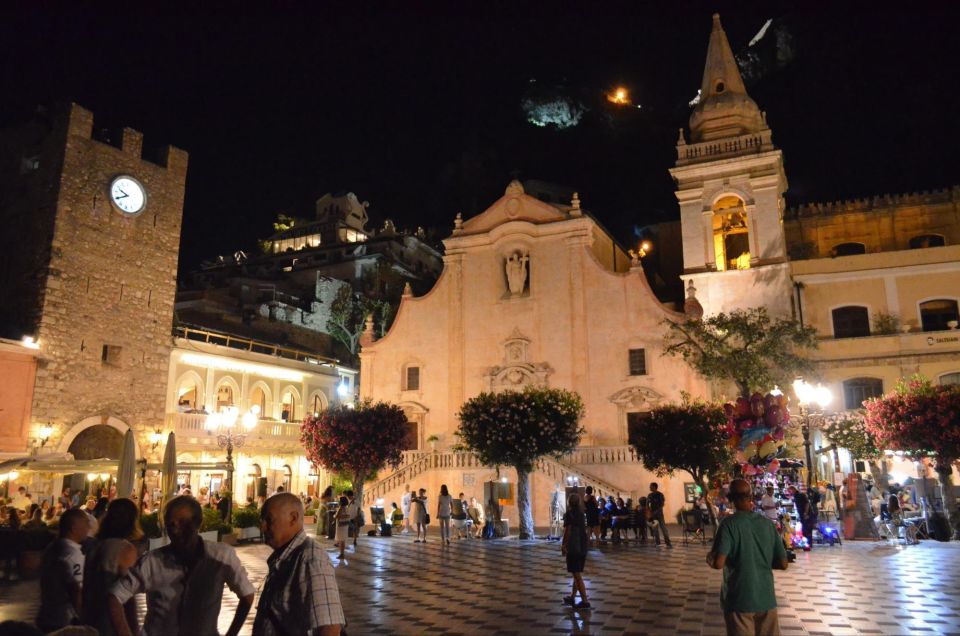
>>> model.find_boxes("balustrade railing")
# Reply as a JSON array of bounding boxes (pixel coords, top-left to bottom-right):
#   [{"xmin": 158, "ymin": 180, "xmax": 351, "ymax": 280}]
[{"xmin": 172, "ymin": 413, "xmax": 301, "ymax": 445}]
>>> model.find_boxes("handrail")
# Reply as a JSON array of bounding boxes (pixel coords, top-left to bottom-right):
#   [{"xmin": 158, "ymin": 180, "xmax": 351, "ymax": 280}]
[
  {"xmin": 174, "ymin": 324, "xmax": 341, "ymax": 366},
  {"xmin": 362, "ymin": 447, "xmax": 635, "ymax": 506}
]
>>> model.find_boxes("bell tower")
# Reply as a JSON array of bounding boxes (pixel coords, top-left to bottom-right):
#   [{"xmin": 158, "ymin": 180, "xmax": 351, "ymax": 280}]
[{"xmin": 670, "ymin": 14, "xmax": 792, "ymax": 317}]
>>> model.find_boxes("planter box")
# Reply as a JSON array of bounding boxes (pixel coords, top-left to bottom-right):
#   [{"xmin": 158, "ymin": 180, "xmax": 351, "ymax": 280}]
[
  {"xmin": 18, "ymin": 550, "xmax": 43, "ymax": 580},
  {"xmin": 148, "ymin": 536, "xmax": 170, "ymax": 551},
  {"xmin": 235, "ymin": 526, "xmax": 261, "ymax": 542},
  {"xmin": 304, "ymin": 515, "xmax": 316, "ymax": 525},
  {"xmin": 200, "ymin": 530, "xmax": 219, "ymax": 543},
  {"xmin": 220, "ymin": 533, "xmax": 238, "ymax": 546}
]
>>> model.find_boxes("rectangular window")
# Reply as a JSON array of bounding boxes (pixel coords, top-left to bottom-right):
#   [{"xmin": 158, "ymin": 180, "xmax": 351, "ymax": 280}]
[
  {"xmin": 628, "ymin": 349, "xmax": 647, "ymax": 376},
  {"xmin": 842, "ymin": 378, "xmax": 883, "ymax": 410},
  {"xmin": 405, "ymin": 366, "xmax": 420, "ymax": 391},
  {"xmin": 101, "ymin": 344, "xmax": 122, "ymax": 366}
]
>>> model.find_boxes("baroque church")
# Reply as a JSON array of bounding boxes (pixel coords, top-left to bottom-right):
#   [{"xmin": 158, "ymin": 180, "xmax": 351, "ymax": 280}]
[{"xmin": 359, "ymin": 14, "xmax": 960, "ymax": 525}]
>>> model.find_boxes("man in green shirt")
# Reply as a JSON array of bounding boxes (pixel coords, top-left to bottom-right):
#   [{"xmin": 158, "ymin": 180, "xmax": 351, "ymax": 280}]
[{"xmin": 707, "ymin": 479, "xmax": 788, "ymax": 636}]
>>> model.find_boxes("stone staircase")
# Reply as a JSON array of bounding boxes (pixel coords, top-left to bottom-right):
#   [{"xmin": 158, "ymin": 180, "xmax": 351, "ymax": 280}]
[{"xmin": 362, "ymin": 447, "xmax": 638, "ymax": 506}]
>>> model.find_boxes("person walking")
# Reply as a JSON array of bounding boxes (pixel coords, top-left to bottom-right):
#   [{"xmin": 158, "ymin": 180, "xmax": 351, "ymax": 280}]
[
  {"xmin": 108, "ymin": 496, "xmax": 255, "ymax": 636},
  {"xmin": 334, "ymin": 495, "xmax": 351, "ymax": 560},
  {"xmin": 412, "ymin": 488, "xmax": 429, "ymax": 542},
  {"xmin": 647, "ymin": 483, "xmax": 672, "ymax": 547},
  {"xmin": 790, "ymin": 487, "xmax": 812, "ymax": 551},
  {"xmin": 83, "ymin": 498, "xmax": 142, "ymax": 636},
  {"xmin": 317, "ymin": 485, "xmax": 334, "ymax": 538},
  {"xmin": 344, "ymin": 490, "xmax": 360, "ymax": 549},
  {"xmin": 451, "ymin": 492, "xmax": 468, "ymax": 539},
  {"xmin": 36, "ymin": 508, "xmax": 90, "ymax": 632},
  {"xmin": 561, "ymin": 493, "xmax": 590, "ymax": 610},
  {"xmin": 437, "ymin": 484, "xmax": 452, "ymax": 545},
  {"xmin": 401, "ymin": 484, "xmax": 412, "ymax": 535},
  {"xmin": 707, "ymin": 479, "xmax": 788, "ymax": 636},
  {"xmin": 583, "ymin": 486, "xmax": 600, "ymax": 546},
  {"xmin": 254, "ymin": 493, "xmax": 345, "ymax": 636}
]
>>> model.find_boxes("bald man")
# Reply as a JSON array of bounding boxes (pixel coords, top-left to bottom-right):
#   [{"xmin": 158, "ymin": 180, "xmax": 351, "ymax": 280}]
[
  {"xmin": 708, "ymin": 479, "xmax": 788, "ymax": 636},
  {"xmin": 254, "ymin": 493, "xmax": 345, "ymax": 636}
]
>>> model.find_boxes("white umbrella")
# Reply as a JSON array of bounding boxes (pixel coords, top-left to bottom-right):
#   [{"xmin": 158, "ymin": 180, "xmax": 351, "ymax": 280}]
[
  {"xmin": 115, "ymin": 430, "xmax": 137, "ymax": 500},
  {"xmin": 161, "ymin": 431, "xmax": 178, "ymax": 501}
]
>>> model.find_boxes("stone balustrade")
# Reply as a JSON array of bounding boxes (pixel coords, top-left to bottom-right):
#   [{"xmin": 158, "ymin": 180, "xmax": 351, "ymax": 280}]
[
  {"xmin": 171, "ymin": 412, "xmax": 302, "ymax": 447},
  {"xmin": 675, "ymin": 130, "xmax": 773, "ymax": 166}
]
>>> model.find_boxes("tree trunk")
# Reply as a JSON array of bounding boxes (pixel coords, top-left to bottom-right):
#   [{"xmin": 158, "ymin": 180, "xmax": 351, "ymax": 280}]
[
  {"xmin": 934, "ymin": 460, "xmax": 959, "ymax": 540},
  {"xmin": 352, "ymin": 471, "xmax": 366, "ymax": 530},
  {"xmin": 516, "ymin": 468, "xmax": 535, "ymax": 540},
  {"xmin": 867, "ymin": 459, "xmax": 889, "ymax": 491}
]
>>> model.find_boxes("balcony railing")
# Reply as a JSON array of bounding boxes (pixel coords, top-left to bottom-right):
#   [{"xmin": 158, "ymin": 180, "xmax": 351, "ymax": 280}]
[
  {"xmin": 171, "ymin": 412, "xmax": 302, "ymax": 446},
  {"xmin": 174, "ymin": 324, "xmax": 340, "ymax": 366}
]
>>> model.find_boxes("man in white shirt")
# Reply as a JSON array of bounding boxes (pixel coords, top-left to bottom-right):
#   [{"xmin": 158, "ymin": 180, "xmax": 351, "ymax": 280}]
[
  {"xmin": 109, "ymin": 495, "xmax": 255, "ymax": 636},
  {"xmin": 12, "ymin": 486, "xmax": 31, "ymax": 512},
  {"xmin": 760, "ymin": 485, "xmax": 780, "ymax": 523},
  {"xmin": 401, "ymin": 484, "xmax": 412, "ymax": 534},
  {"xmin": 37, "ymin": 508, "xmax": 90, "ymax": 632}
]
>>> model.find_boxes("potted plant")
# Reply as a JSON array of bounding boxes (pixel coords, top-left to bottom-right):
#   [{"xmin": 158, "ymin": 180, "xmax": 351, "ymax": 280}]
[
  {"xmin": 140, "ymin": 512, "xmax": 168, "ymax": 551},
  {"xmin": 200, "ymin": 507, "xmax": 222, "ymax": 543},
  {"xmin": 18, "ymin": 528, "xmax": 54, "ymax": 579},
  {"xmin": 427, "ymin": 434, "xmax": 440, "ymax": 451},
  {"xmin": 219, "ymin": 523, "xmax": 237, "ymax": 545},
  {"xmin": 231, "ymin": 508, "xmax": 261, "ymax": 542}
]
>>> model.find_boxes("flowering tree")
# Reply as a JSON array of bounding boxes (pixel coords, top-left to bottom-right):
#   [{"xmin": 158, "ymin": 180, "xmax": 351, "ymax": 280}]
[
  {"xmin": 300, "ymin": 400, "xmax": 409, "ymax": 506},
  {"xmin": 629, "ymin": 397, "xmax": 731, "ymax": 520},
  {"xmin": 456, "ymin": 387, "xmax": 584, "ymax": 539},
  {"xmin": 823, "ymin": 414, "xmax": 887, "ymax": 486},
  {"xmin": 663, "ymin": 308, "xmax": 818, "ymax": 399},
  {"xmin": 864, "ymin": 377, "xmax": 960, "ymax": 538}
]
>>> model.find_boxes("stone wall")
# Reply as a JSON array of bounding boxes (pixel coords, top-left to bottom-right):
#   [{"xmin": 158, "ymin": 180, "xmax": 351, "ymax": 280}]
[{"xmin": 28, "ymin": 104, "xmax": 188, "ymax": 446}]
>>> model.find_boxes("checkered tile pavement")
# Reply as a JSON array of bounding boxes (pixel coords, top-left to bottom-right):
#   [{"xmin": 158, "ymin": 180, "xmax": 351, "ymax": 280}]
[{"xmin": 3, "ymin": 528, "xmax": 960, "ymax": 635}]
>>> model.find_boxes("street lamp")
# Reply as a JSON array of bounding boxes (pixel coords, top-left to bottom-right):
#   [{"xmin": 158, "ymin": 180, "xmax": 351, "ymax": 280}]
[
  {"xmin": 206, "ymin": 406, "xmax": 257, "ymax": 520},
  {"xmin": 793, "ymin": 378, "xmax": 832, "ymax": 489}
]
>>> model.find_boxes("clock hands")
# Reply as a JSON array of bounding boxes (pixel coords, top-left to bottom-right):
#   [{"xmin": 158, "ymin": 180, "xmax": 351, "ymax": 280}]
[{"xmin": 115, "ymin": 188, "xmax": 129, "ymax": 200}]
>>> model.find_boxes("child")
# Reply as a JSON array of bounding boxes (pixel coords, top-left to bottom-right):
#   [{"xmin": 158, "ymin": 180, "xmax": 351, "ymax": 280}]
[
  {"xmin": 335, "ymin": 495, "xmax": 351, "ymax": 559},
  {"xmin": 391, "ymin": 502, "xmax": 404, "ymax": 532}
]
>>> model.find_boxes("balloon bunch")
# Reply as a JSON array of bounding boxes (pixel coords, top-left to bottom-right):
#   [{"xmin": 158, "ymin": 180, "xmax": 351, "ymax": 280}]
[{"xmin": 724, "ymin": 392, "xmax": 791, "ymax": 476}]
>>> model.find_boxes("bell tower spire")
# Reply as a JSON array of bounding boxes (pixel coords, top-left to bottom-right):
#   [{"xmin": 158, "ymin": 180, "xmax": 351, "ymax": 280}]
[{"xmin": 689, "ymin": 13, "xmax": 765, "ymax": 143}]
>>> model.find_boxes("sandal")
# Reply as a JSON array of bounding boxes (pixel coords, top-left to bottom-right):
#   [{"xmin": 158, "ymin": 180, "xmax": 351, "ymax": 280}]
[
  {"xmin": 576, "ymin": 601, "xmax": 591, "ymax": 609},
  {"xmin": 563, "ymin": 595, "xmax": 575, "ymax": 606}
]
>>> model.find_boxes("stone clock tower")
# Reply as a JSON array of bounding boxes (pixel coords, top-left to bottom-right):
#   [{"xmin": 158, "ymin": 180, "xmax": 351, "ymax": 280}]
[
  {"xmin": 0, "ymin": 103, "xmax": 188, "ymax": 458},
  {"xmin": 670, "ymin": 14, "xmax": 792, "ymax": 318}
]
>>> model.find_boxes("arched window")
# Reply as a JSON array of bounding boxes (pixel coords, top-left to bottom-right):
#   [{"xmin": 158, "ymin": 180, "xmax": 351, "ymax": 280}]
[
  {"xmin": 214, "ymin": 380, "xmax": 237, "ymax": 412},
  {"xmin": 939, "ymin": 372, "xmax": 960, "ymax": 386},
  {"xmin": 249, "ymin": 384, "xmax": 270, "ymax": 416},
  {"xmin": 832, "ymin": 242, "xmax": 866, "ymax": 256},
  {"xmin": 909, "ymin": 234, "xmax": 945, "ymax": 249},
  {"xmin": 919, "ymin": 299, "xmax": 959, "ymax": 332},
  {"xmin": 175, "ymin": 372, "xmax": 204, "ymax": 410},
  {"xmin": 280, "ymin": 388, "xmax": 299, "ymax": 422},
  {"xmin": 842, "ymin": 378, "xmax": 884, "ymax": 410},
  {"xmin": 832, "ymin": 306, "xmax": 871, "ymax": 338},
  {"xmin": 308, "ymin": 390, "xmax": 328, "ymax": 416},
  {"xmin": 712, "ymin": 196, "xmax": 750, "ymax": 271}
]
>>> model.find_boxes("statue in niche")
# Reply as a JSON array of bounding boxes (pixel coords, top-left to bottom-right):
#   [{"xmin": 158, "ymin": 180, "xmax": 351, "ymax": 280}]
[{"xmin": 505, "ymin": 252, "xmax": 529, "ymax": 296}]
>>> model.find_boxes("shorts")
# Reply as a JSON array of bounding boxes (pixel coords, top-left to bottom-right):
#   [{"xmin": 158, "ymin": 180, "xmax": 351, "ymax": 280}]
[
  {"xmin": 453, "ymin": 519, "xmax": 466, "ymax": 529},
  {"xmin": 566, "ymin": 552, "xmax": 586, "ymax": 574}
]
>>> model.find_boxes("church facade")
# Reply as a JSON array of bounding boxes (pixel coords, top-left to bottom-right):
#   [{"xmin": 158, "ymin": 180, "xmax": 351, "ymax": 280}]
[{"xmin": 358, "ymin": 14, "xmax": 960, "ymax": 523}]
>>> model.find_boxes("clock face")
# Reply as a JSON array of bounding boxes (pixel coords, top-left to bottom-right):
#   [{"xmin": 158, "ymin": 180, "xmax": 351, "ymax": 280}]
[{"xmin": 109, "ymin": 176, "xmax": 146, "ymax": 215}]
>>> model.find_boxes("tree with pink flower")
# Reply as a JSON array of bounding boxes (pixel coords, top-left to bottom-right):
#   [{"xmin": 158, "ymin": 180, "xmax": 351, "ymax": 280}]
[
  {"xmin": 864, "ymin": 377, "xmax": 960, "ymax": 539},
  {"xmin": 456, "ymin": 387, "xmax": 584, "ymax": 539},
  {"xmin": 300, "ymin": 400, "xmax": 409, "ymax": 508}
]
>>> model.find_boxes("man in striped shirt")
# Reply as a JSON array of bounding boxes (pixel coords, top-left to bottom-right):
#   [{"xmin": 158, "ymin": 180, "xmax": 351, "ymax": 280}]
[{"xmin": 255, "ymin": 493, "xmax": 345, "ymax": 636}]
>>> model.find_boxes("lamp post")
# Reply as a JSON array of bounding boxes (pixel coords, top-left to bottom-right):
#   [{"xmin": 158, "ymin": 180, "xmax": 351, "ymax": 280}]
[
  {"xmin": 792, "ymin": 378, "xmax": 832, "ymax": 489},
  {"xmin": 206, "ymin": 406, "xmax": 257, "ymax": 521}
]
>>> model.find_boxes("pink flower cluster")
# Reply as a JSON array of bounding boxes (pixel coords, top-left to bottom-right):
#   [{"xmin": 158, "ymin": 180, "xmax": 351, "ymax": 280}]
[{"xmin": 863, "ymin": 378, "xmax": 960, "ymax": 462}]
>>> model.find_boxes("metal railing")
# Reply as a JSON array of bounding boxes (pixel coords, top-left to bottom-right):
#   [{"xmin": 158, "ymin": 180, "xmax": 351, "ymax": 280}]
[{"xmin": 174, "ymin": 325, "xmax": 340, "ymax": 366}]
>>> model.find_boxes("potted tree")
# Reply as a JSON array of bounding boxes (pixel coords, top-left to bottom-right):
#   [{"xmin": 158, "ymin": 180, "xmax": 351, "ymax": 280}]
[
  {"xmin": 140, "ymin": 512, "xmax": 168, "ymax": 551},
  {"xmin": 200, "ymin": 507, "xmax": 222, "ymax": 543},
  {"xmin": 232, "ymin": 508, "xmax": 262, "ymax": 542}
]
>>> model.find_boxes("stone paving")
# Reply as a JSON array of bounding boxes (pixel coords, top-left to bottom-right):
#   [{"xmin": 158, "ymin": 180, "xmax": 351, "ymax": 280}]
[{"xmin": 2, "ymin": 528, "xmax": 960, "ymax": 635}]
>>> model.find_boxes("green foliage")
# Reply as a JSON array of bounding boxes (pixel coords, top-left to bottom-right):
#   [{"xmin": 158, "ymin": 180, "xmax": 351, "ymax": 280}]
[
  {"xmin": 200, "ymin": 506, "xmax": 228, "ymax": 533},
  {"xmin": 629, "ymin": 396, "xmax": 732, "ymax": 486},
  {"xmin": 330, "ymin": 471, "xmax": 353, "ymax": 495},
  {"xmin": 456, "ymin": 387, "xmax": 585, "ymax": 473},
  {"xmin": 272, "ymin": 213, "xmax": 298, "ymax": 233},
  {"xmin": 663, "ymin": 307, "xmax": 818, "ymax": 399},
  {"xmin": 871, "ymin": 312, "xmax": 901, "ymax": 335},
  {"xmin": 140, "ymin": 512, "xmax": 161, "ymax": 538},
  {"xmin": 823, "ymin": 413, "xmax": 881, "ymax": 460},
  {"xmin": 231, "ymin": 507, "xmax": 261, "ymax": 529}
]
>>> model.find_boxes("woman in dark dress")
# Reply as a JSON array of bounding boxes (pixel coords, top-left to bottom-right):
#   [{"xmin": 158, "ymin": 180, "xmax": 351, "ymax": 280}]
[
  {"xmin": 583, "ymin": 486, "xmax": 600, "ymax": 546},
  {"xmin": 561, "ymin": 493, "xmax": 590, "ymax": 609}
]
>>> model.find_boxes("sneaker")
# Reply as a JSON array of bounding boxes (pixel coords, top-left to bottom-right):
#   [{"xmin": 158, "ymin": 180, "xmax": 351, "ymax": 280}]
[
  {"xmin": 576, "ymin": 601, "xmax": 591, "ymax": 609},
  {"xmin": 414, "ymin": 539, "xmax": 421, "ymax": 543}
]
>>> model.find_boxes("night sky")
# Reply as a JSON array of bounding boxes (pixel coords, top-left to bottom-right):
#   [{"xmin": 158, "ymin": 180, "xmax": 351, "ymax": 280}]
[{"xmin": 2, "ymin": 4, "xmax": 958, "ymax": 273}]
